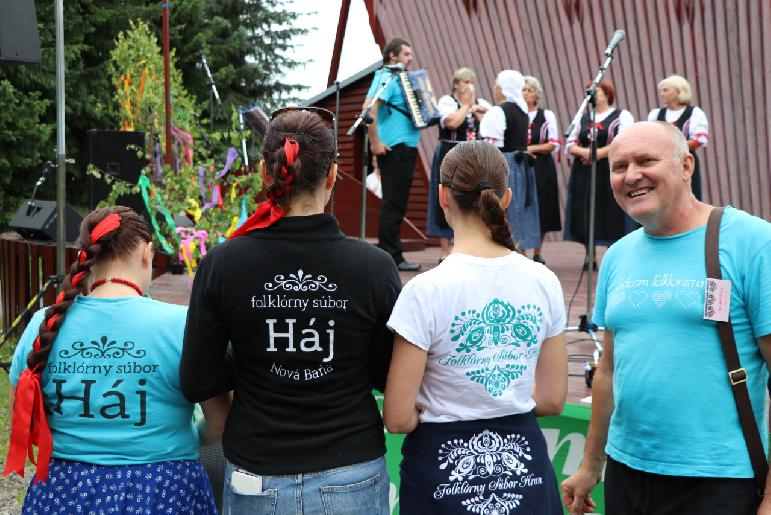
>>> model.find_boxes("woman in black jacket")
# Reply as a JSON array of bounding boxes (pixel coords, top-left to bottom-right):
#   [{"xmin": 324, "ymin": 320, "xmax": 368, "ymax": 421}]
[{"xmin": 181, "ymin": 107, "xmax": 401, "ymax": 514}]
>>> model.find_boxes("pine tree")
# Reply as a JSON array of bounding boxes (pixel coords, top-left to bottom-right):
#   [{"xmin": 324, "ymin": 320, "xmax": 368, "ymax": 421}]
[{"xmin": 0, "ymin": 0, "xmax": 307, "ymax": 228}]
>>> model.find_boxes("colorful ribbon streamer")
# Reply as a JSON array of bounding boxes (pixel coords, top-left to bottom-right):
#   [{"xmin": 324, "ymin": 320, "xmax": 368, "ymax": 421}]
[
  {"xmin": 138, "ymin": 175, "xmax": 179, "ymax": 254},
  {"xmin": 171, "ymin": 125, "xmax": 194, "ymax": 166},
  {"xmin": 184, "ymin": 199, "xmax": 203, "ymax": 224},
  {"xmin": 216, "ymin": 147, "xmax": 240, "ymax": 179},
  {"xmin": 176, "ymin": 228, "xmax": 208, "ymax": 276}
]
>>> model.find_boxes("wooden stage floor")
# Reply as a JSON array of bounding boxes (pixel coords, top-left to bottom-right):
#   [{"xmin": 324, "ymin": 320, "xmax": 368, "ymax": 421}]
[{"xmin": 151, "ymin": 240, "xmax": 605, "ymax": 406}]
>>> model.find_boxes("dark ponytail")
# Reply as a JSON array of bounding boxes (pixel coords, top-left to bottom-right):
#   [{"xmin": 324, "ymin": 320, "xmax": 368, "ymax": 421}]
[
  {"xmin": 479, "ymin": 189, "xmax": 516, "ymax": 251},
  {"xmin": 26, "ymin": 206, "xmax": 151, "ymax": 371},
  {"xmin": 440, "ymin": 140, "xmax": 518, "ymax": 252},
  {"xmin": 263, "ymin": 110, "xmax": 335, "ymax": 205}
]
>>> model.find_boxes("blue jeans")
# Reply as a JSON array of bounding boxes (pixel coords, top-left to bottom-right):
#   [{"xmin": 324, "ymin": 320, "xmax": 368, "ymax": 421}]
[{"xmin": 223, "ymin": 456, "xmax": 390, "ymax": 514}]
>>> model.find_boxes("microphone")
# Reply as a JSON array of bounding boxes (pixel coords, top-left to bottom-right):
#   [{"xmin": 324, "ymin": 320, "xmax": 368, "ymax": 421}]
[
  {"xmin": 383, "ymin": 63, "xmax": 405, "ymax": 72},
  {"xmin": 604, "ymin": 29, "xmax": 626, "ymax": 56}
]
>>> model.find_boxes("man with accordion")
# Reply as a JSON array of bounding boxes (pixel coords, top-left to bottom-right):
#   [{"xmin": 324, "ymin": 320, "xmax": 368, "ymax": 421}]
[{"xmin": 364, "ymin": 37, "xmax": 422, "ymax": 272}]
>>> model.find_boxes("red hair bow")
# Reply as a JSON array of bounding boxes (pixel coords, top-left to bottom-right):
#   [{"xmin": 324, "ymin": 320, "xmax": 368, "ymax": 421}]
[{"xmin": 229, "ymin": 138, "xmax": 300, "ymax": 238}]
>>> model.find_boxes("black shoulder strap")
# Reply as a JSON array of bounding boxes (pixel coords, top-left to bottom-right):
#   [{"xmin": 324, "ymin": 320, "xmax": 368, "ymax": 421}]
[
  {"xmin": 705, "ymin": 207, "xmax": 768, "ymax": 494},
  {"xmin": 382, "ymin": 100, "xmax": 412, "ymax": 120}
]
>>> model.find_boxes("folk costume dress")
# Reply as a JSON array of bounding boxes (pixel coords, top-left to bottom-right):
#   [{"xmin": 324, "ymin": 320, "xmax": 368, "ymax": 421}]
[
  {"xmin": 427, "ymin": 95, "xmax": 491, "ymax": 239},
  {"xmin": 528, "ymin": 108, "xmax": 562, "ymax": 234},
  {"xmin": 647, "ymin": 105, "xmax": 709, "ymax": 200},
  {"xmin": 388, "ymin": 252, "xmax": 566, "ymax": 514},
  {"xmin": 564, "ymin": 108, "xmax": 634, "ymax": 246},
  {"xmin": 480, "ymin": 102, "xmax": 541, "ymax": 249}
]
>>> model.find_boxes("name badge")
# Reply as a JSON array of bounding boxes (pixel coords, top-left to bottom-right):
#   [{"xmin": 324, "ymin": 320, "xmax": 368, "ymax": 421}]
[{"xmin": 704, "ymin": 278, "xmax": 731, "ymax": 322}]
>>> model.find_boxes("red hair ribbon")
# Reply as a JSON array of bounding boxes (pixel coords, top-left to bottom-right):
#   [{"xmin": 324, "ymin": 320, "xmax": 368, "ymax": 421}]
[
  {"xmin": 71, "ymin": 271, "xmax": 86, "ymax": 288},
  {"xmin": 90, "ymin": 213, "xmax": 122, "ymax": 243},
  {"xmin": 5, "ymin": 331, "xmax": 52, "ymax": 483},
  {"xmin": 78, "ymin": 250, "xmax": 87, "ymax": 264},
  {"xmin": 4, "ymin": 368, "xmax": 53, "ymax": 483},
  {"xmin": 229, "ymin": 138, "xmax": 300, "ymax": 239},
  {"xmin": 46, "ymin": 314, "xmax": 60, "ymax": 331}
]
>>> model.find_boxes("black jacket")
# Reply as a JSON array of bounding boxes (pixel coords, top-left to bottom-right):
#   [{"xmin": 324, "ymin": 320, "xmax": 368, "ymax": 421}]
[{"xmin": 181, "ymin": 214, "xmax": 401, "ymax": 474}]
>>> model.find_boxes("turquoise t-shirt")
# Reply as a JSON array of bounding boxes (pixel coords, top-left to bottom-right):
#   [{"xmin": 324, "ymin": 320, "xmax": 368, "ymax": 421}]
[
  {"xmin": 366, "ymin": 67, "xmax": 421, "ymax": 148},
  {"xmin": 594, "ymin": 206, "xmax": 771, "ymax": 478},
  {"xmin": 10, "ymin": 296, "xmax": 199, "ymax": 465}
]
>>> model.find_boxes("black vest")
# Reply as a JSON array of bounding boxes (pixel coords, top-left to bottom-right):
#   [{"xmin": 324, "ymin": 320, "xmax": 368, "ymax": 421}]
[
  {"xmin": 500, "ymin": 102, "xmax": 528, "ymax": 152},
  {"xmin": 438, "ymin": 96, "xmax": 480, "ymax": 142},
  {"xmin": 529, "ymin": 108, "xmax": 547, "ymax": 145},
  {"xmin": 656, "ymin": 105, "xmax": 694, "ymax": 133},
  {"xmin": 578, "ymin": 108, "xmax": 623, "ymax": 148}
]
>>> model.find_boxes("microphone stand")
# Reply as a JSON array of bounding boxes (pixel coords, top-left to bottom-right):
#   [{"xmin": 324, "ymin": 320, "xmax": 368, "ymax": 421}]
[
  {"xmin": 330, "ymin": 80, "xmax": 341, "ymax": 216},
  {"xmin": 27, "ymin": 161, "xmax": 54, "ymax": 216},
  {"xmin": 201, "ymin": 52, "xmax": 221, "ymax": 132},
  {"xmin": 238, "ymin": 112, "xmax": 249, "ymax": 169},
  {"xmin": 564, "ymin": 35, "xmax": 623, "ymax": 384},
  {"xmin": 347, "ymin": 67, "xmax": 401, "ymax": 240}
]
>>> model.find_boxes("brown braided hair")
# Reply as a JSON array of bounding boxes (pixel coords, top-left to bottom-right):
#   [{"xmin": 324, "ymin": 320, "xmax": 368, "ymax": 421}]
[
  {"xmin": 26, "ymin": 206, "xmax": 152, "ymax": 371},
  {"xmin": 262, "ymin": 110, "xmax": 336, "ymax": 206},
  {"xmin": 440, "ymin": 140, "xmax": 518, "ymax": 251}
]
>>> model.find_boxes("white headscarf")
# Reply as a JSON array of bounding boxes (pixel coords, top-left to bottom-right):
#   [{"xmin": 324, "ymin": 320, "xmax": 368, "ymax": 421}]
[{"xmin": 496, "ymin": 70, "xmax": 528, "ymax": 114}]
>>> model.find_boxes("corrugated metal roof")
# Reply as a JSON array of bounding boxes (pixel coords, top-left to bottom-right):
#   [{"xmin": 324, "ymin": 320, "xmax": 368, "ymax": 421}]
[{"xmin": 365, "ymin": 0, "xmax": 770, "ymax": 221}]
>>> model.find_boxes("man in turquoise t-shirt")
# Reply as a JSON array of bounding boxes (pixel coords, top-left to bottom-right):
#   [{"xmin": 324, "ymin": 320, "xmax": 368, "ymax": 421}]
[
  {"xmin": 562, "ymin": 122, "xmax": 771, "ymax": 514},
  {"xmin": 364, "ymin": 37, "xmax": 421, "ymax": 271}
]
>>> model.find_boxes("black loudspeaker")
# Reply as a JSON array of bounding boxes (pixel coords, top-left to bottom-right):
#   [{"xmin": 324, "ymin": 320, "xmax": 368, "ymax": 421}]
[
  {"xmin": 87, "ymin": 130, "xmax": 147, "ymax": 217},
  {"xmin": 9, "ymin": 200, "xmax": 83, "ymax": 242},
  {"xmin": 0, "ymin": 0, "xmax": 42, "ymax": 64}
]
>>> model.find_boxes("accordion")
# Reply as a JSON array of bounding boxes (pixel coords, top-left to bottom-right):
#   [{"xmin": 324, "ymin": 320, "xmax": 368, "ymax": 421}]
[{"xmin": 397, "ymin": 69, "xmax": 441, "ymax": 129}]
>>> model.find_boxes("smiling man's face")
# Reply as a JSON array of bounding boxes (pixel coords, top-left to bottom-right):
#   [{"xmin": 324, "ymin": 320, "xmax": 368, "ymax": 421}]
[{"xmin": 608, "ymin": 122, "xmax": 694, "ymax": 232}]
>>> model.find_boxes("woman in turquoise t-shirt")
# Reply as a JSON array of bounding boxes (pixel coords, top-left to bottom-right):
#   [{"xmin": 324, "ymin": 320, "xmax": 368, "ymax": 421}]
[{"xmin": 6, "ymin": 206, "xmax": 228, "ymax": 514}]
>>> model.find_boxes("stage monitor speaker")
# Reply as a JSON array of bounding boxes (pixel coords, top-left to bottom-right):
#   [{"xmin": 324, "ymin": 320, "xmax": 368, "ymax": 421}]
[
  {"xmin": 0, "ymin": 0, "xmax": 42, "ymax": 64},
  {"xmin": 9, "ymin": 200, "xmax": 83, "ymax": 243},
  {"xmin": 88, "ymin": 130, "xmax": 147, "ymax": 217}
]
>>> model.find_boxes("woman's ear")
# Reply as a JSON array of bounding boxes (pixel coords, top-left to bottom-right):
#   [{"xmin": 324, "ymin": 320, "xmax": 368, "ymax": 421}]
[
  {"xmin": 141, "ymin": 241, "xmax": 154, "ymax": 269},
  {"xmin": 438, "ymin": 184, "xmax": 450, "ymax": 209},
  {"xmin": 325, "ymin": 163, "xmax": 338, "ymax": 190},
  {"xmin": 500, "ymin": 188, "xmax": 513, "ymax": 210}
]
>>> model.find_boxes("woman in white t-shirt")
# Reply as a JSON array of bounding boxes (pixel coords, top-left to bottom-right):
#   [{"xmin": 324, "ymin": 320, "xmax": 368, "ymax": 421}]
[{"xmin": 384, "ymin": 140, "xmax": 567, "ymax": 514}]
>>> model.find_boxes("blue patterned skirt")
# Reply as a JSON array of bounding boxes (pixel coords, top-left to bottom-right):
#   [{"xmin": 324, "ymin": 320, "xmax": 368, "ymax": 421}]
[
  {"xmin": 503, "ymin": 154, "xmax": 541, "ymax": 249},
  {"xmin": 22, "ymin": 458, "xmax": 217, "ymax": 514},
  {"xmin": 399, "ymin": 411, "xmax": 561, "ymax": 514},
  {"xmin": 427, "ymin": 142, "xmax": 455, "ymax": 239}
]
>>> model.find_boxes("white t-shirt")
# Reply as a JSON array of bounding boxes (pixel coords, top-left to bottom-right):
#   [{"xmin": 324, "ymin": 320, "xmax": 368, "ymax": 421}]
[
  {"xmin": 647, "ymin": 106, "xmax": 709, "ymax": 148},
  {"xmin": 387, "ymin": 252, "xmax": 565, "ymax": 423}
]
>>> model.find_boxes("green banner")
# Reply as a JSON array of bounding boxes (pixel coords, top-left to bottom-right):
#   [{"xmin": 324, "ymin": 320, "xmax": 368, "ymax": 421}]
[{"xmin": 375, "ymin": 397, "xmax": 604, "ymax": 515}]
